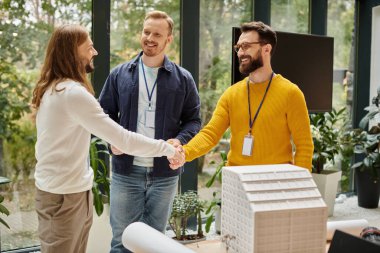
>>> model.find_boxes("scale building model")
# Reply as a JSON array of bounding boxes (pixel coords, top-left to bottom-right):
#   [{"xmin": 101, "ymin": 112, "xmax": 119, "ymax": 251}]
[{"xmin": 221, "ymin": 164, "xmax": 327, "ymax": 253}]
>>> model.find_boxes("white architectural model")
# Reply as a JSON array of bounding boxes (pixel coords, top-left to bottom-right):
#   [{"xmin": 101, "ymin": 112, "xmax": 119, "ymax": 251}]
[{"xmin": 222, "ymin": 164, "xmax": 327, "ymax": 253}]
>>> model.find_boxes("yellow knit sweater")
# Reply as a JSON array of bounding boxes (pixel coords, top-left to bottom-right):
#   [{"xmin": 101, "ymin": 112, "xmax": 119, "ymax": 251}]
[{"xmin": 184, "ymin": 74, "xmax": 313, "ymax": 171}]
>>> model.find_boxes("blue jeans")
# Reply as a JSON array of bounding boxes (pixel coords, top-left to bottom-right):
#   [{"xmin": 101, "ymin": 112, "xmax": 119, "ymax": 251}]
[{"xmin": 109, "ymin": 165, "xmax": 179, "ymax": 253}]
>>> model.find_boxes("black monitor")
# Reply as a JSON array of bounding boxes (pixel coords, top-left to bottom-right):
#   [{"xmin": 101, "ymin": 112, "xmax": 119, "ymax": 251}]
[
  {"xmin": 328, "ymin": 230, "xmax": 380, "ymax": 253},
  {"xmin": 232, "ymin": 28, "xmax": 334, "ymax": 113}
]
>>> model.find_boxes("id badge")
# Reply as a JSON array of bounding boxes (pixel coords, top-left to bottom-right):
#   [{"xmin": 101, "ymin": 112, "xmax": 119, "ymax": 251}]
[
  {"xmin": 242, "ymin": 134, "xmax": 254, "ymax": 156},
  {"xmin": 145, "ymin": 109, "xmax": 155, "ymax": 128}
]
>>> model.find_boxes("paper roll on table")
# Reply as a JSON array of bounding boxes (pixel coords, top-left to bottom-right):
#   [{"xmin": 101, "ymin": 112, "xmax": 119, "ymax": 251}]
[
  {"xmin": 327, "ymin": 219, "xmax": 369, "ymax": 240},
  {"xmin": 122, "ymin": 222, "xmax": 196, "ymax": 253}
]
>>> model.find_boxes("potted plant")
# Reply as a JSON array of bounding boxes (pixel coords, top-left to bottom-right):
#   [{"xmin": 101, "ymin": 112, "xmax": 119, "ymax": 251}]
[
  {"xmin": 310, "ymin": 108, "xmax": 346, "ymax": 216},
  {"xmin": 168, "ymin": 191, "xmax": 206, "ymax": 243},
  {"xmin": 351, "ymin": 90, "xmax": 380, "ymax": 208},
  {"xmin": 352, "ymin": 124, "xmax": 380, "ymax": 208},
  {"xmin": 89, "ymin": 137, "xmax": 110, "ymax": 216}
]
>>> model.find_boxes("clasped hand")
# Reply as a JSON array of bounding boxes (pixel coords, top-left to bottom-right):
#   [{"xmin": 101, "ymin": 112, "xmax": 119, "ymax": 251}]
[
  {"xmin": 167, "ymin": 139, "xmax": 185, "ymax": 170},
  {"xmin": 110, "ymin": 138, "xmax": 185, "ymax": 170}
]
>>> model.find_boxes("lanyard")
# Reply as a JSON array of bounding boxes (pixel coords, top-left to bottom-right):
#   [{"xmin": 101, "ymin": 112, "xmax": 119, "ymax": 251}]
[
  {"xmin": 140, "ymin": 59, "xmax": 158, "ymax": 109},
  {"xmin": 247, "ymin": 72, "xmax": 274, "ymax": 133}
]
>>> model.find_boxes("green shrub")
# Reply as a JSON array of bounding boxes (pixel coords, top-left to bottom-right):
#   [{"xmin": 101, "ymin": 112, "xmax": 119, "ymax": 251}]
[{"xmin": 3, "ymin": 120, "xmax": 36, "ymax": 183}]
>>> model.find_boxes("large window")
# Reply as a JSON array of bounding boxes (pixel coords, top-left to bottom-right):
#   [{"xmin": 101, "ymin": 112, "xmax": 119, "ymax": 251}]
[
  {"xmin": 327, "ymin": 0, "xmax": 355, "ymax": 192},
  {"xmin": 327, "ymin": 0, "xmax": 355, "ymax": 113},
  {"xmin": 271, "ymin": 0, "xmax": 309, "ymax": 33},
  {"xmin": 270, "ymin": 0, "xmax": 355, "ymax": 193},
  {"xmin": 199, "ymin": 0, "xmax": 251, "ymax": 132},
  {"xmin": 110, "ymin": 0, "xmax": 180, "ymax": 69},
  {"xmin": 199, "ymin": 0, "xmax": 251, "ymax": 127},
  {"xmin": 196, "ymin": 0, "xmax": 251, "ymax": 203}
]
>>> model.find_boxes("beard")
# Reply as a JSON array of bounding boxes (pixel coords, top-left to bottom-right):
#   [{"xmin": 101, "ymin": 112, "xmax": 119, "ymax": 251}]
[
  {"xmin": 85, "ymin": 59, "xmax": 95, "ymax": 73},
  {"xmin": 85, "ymin": 62, "xmax": 94, "ymax": 73},
  {"xmin": 142, "ymin": 40, "xmax": 167, "ymax": 57},
  {"xmin": 239, "ymin": 51, "xmax": 263, "ymax": 75}
]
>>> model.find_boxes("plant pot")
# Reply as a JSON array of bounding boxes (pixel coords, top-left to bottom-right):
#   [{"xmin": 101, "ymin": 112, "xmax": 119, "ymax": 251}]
[
  {"xmin": 312, "ymin": 170, "xmax": 342, "ymax": 216},
  {"xmin": 355, "ymin": 168, "xmax": 380, "ymax": 208}
]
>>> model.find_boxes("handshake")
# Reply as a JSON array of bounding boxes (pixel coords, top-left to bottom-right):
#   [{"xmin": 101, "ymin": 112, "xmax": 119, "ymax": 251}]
[
  {"xmin": 109, "ymin": 138, "xmax": 186, "ymax": 170},
  {"xmin": 167, "ymin": 138, "xmax": 186, "ymax": 170}
]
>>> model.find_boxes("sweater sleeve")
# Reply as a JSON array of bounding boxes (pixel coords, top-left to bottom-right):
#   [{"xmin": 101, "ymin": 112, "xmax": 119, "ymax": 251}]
[
  {"xmin": 287, "ymin": 86, "xmax": 314, "ymax": 171},
  {"xmin": 183, "ymin": 89, "xmax": 230, "ymax": 161},
  {"xmin": 65, "ymin": 85, "xmax": 175, "ymax": 158}
]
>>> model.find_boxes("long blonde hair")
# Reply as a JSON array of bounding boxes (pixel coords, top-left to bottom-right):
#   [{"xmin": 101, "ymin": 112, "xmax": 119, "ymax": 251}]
[{"xmin": 32, "ymin": 24, "xmax": 95, "ymax": 109}]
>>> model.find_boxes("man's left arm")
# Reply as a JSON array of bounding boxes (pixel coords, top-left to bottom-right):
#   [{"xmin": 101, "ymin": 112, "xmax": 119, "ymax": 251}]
[
  {"xmin": 175, "ymin": 73, "xmax": 201, "ymax": 145},
  {"xmin": 287, "ymin": 86, "xmax": 314, "ymax": 171}
]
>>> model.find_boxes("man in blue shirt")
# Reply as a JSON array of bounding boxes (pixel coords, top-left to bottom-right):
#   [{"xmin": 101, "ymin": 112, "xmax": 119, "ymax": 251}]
[{"xmin": 99, "ymin": 10, "xmax": 201, "ymax": 253}]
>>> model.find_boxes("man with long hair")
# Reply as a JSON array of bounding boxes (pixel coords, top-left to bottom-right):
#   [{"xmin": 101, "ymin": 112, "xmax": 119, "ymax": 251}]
[
  {"xmin": 32, "ymin": 24, "xmax": 184, "ymax": 253},
  {"xmin": 99, "ymin": 11, "xmax": 201, "ymax": 253}
]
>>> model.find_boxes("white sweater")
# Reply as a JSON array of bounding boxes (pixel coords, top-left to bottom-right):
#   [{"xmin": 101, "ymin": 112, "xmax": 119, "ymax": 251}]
[{"xmin": 35, "ymin": 80, "xmax": 175, "ymax": 194}]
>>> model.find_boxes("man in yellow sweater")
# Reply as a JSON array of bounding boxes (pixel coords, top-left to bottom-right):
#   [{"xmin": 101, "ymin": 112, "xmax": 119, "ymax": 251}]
[{"xmin": 175, "ymin": 21, "xmax": 313, "ymax": 171}]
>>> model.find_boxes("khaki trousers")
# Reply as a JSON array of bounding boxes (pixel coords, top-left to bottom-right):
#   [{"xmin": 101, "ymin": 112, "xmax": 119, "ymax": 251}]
[{"xmin": 35, "ymin": 189, "xmax": 93, "ymax": 253}]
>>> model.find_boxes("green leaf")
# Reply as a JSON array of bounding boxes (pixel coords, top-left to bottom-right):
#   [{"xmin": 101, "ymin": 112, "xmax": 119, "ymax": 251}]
[
  {"xmin": 0, "ymin": 218, "xmax": 10, "ymax": 229},
  {"xmin": 205, "ymin": 173, "xmax": 217, "ymax": 188},
  {"xmin": 0, "ymin": 204, "xmax": 10, "ymax": 215},
  {"xmin": 205, "ymin": 215, "xmax": 214, "ymax": 233},
  {"xmin": 205, "ymin": 201, "xmax": 217, "ymax": 215},
  {"xmin": 92, "ymin": 186, "xmax": 103, "ymax": 216}
]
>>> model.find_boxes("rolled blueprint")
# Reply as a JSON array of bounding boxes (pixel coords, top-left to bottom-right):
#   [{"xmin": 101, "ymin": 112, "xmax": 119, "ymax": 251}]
[
  {"xmin": 122, "ymin": 222, "xmax": 196, "ymax": 253},
  {"xmin": 327, "ymin": 219, "xmax": 369, "ymax": 240}
]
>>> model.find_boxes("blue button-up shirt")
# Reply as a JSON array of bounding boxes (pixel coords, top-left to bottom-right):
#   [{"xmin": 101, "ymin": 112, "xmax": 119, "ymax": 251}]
[{"xmin": 99, "ymin": 52, "xmax": 201, "ymax": 177}]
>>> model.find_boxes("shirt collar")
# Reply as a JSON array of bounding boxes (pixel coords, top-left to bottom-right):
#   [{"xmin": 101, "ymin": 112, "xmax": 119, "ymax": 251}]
[{"xmin": 129, "ymin": 51, "xmax": 173, "ymax": 72}]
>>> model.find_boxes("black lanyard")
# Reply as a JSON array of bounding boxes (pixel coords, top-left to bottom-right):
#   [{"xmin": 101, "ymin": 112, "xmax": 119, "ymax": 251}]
[
  {"xmin": 247, "ymin": 72, "xmax": 274, "ymax": 134},
  {"xmin": 140, "ymin": 59, "xmax": 158, "ymax": 109}
]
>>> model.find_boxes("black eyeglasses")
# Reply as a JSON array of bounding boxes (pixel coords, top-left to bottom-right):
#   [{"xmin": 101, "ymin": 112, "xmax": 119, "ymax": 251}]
[{"xmin": 233, "ymin": 41, "xmax": 262, "ymax": 53}]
